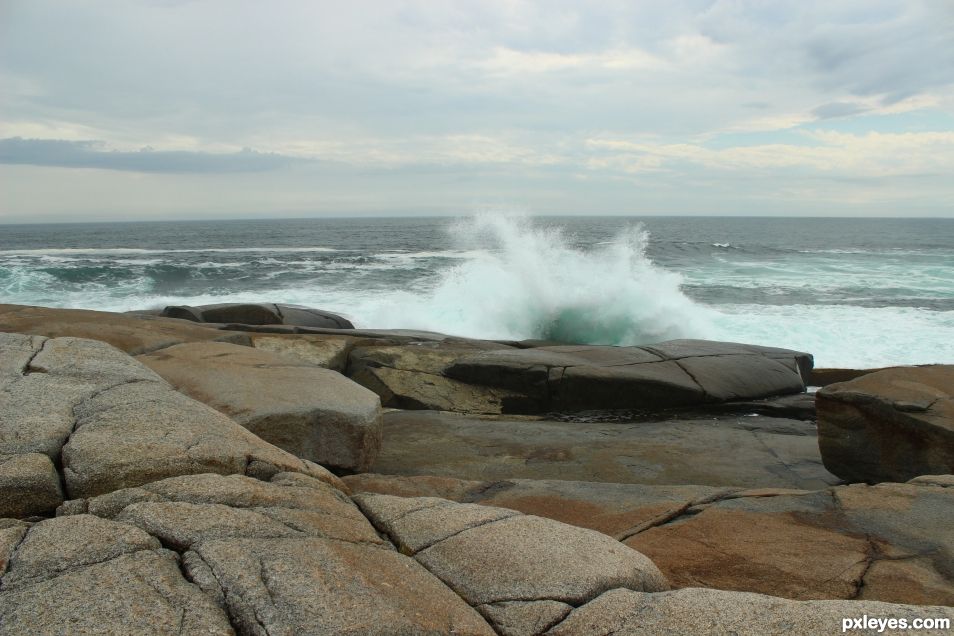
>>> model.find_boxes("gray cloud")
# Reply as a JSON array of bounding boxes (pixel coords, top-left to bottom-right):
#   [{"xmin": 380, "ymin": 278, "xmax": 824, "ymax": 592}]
[{"xmin": 0, "ymin": 138, "xmax": 304, "ymax": 173}]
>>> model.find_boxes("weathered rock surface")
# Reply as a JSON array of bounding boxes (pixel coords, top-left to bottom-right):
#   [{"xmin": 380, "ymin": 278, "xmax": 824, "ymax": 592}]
[
  {"xmin": 347, "ymin": 474, "xmax": 954, "ymax": 607},
  {"xmin": 0, "ymin": 303, "xmax": 245, "ymax": 355},
  {"xmin": 249, "ymin": 333, "xmax": 359, "ymax": 371},
  {"xmin": 369, "ymin": 410, "xmax": 838, "ymax": 489},
  {"xmin": 355, "ymin": 494, "xmax": 669, "ymax": 617},
  {"xmin": 138, "ymin": 341, "xmax": 382, "ymax": 471},
  {"xmin": 344, "ymin": 474, "xmax": 731, "ymax": 538},
  {"xmin": 817, "ymin": 365, "xmax": 954, "ymax": 483},
  {"xmin": 64, "ymin": 471, "xmax": 384, "ymax": 548},
  {"xmin": 162, "ymin": 302, "xmax": 354, "ymax": 329},
  {"xmin": 185, "ymin": 536, "xmax": 495, "ymax": 635},
  {"xmin": 623, "ymin": 480, "xmax": 954, "ymax": 606},
  {"xmin": 0, "ymin": 515, "xmax": 233, "ymax": 635},
  {"xmin": 0, "ymin": 332, "xmax": 343, "ymax": 506},
  {"xmin": 0, "ymin": 454, "xmax": 62, "ymax": 519},
  {"xmin": 545, "ymin": 587, "xmax": 954, "ymax": 636}
]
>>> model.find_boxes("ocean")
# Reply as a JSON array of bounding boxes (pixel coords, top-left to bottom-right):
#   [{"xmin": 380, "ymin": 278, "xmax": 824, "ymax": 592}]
[{"xmin": 1, "ymin": 214, "xmax": 952, "ymax": 369}]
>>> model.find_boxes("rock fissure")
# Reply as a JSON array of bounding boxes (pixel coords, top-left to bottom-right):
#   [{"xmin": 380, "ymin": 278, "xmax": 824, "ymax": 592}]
[
  {"xmin": 21, "ymin": 338, "xmax": 50, "ymax": 375},
  {"xmin": 671, "ymin": 359, "xmax": 709, "ymax": 399}
]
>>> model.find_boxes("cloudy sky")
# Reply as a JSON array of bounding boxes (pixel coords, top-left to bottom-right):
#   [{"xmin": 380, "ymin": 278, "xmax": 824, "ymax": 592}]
[{"xmin": 1, "ymin": 0, "xmax": 953, "ymax": 222}]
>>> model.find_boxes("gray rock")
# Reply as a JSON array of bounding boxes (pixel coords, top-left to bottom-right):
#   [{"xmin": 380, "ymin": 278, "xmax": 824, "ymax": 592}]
[
  {"xmin": 414, "ymin": 513, "xmax": 669, "ymax": 605},
  {"xmin": 69, "ymin": 472, "xmax": 384, "ymax": 548},
  {"xmin": 138, "ymin": 341, "xmax": 382, "ymax": 471},
  {"xmin": 185, "ymin": 536, "xmax": 495, "ymax": 635},
  {"xmin": 0, "ymin": 454, "xmax": 62, "ymax": 519},
  {"xmin": 355, "ymin": 493, "xmax": 520, "ymax": 554},
  {"xmin": 817, "ymin": 366, "xmax": 954, "ymax": 483},
  {"xmin": 478, "ymin": 600, "xmax": 573, "ymax": 636},
  {"xmin": 62, "ymin": 378, "xmax": 343, "ymax": 498},
  {"xmin": 0, "ymin": 520, "xmax": 28, "ymax": 576},
  {"xmin": 0, "ymin": 514, "xmax": 160, "ymax": 590},
  {"xmin": 545, "ymin": 587, "xmax": 954, "ymax": 636},
  {"xmin": 0, "ymin": 549, "xmax": 233, "ymax": 635}
]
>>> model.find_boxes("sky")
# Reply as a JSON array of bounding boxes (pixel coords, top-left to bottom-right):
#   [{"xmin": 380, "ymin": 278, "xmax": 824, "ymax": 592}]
[{"xmin": 1, "ymin": 0, "xmax": 953, "ymax": 222}]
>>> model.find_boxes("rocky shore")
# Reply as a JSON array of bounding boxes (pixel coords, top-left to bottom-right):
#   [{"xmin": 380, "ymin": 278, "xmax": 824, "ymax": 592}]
[{"xmin": 1, "ymin": 302, "xmax": 952, "ymax": 635}]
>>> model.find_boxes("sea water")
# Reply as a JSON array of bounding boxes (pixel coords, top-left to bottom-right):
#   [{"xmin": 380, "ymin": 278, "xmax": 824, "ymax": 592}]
[{"xmin": 1, "ymin": 214, "xmax": 951, "ymax": 369}]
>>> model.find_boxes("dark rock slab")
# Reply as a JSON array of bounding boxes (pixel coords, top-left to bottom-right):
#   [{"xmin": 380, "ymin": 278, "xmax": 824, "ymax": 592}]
[
  {"xmin": 817, "ymin": 366, "xmax": 954, "ymax": 483},
  {"xmin": 162, "ymin": 302, "xmax": 354, "ymax": 329}
]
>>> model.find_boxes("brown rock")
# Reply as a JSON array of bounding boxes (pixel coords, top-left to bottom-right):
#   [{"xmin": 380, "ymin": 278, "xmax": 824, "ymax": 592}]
[
  {"xmin": 817, "ymin": 365, "xmax": 954, "ymax": 482},
  {"xmin": 184, "ymin": 537, "xmax": 495, "ymax": 635},
  {"xmin": 0, "ymin": 303, "xmax": 243, "ymax": 355}
]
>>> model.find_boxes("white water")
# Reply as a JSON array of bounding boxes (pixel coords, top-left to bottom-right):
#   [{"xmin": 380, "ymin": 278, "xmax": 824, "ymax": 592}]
[{"xmin": 3, "ymin": 213, "xmax": 951, "ymax": 369}]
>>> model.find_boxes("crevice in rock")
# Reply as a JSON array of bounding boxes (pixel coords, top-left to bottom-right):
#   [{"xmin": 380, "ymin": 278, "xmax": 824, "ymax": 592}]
[
  {"xmin": 410, "ymin": 514, "xmax": 516, "ymax": 556},
  {"xmin": 0, "ymin": 525, "xmax": 30, "ymax": 581},
  {"xmin": 671, "ymin": 359, "xmax": 709, "ymax": 399},
  {"xmin": 849, "ymin": 535, "xmax": 878, "ymax": 600},
  {"xmin": 614, "ymin": 502, "xmax": 693, "ymax": 542},
  {"xmin": 21, "ymin": 337, "xmax": 51, "ymax": 375},
  {"xmin": 461, "ymin": 480, "xmax": 517, "ymax": 504}
]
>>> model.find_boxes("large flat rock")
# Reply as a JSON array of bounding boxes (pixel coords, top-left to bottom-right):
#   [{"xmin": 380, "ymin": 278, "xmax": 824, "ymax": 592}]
[
  {"xmin": 623, "ymin": 479, "xmax": 954, "ymax": 606},
  {"xmin": 369, "ymin": 410, "xmax": 838, "ymax": 489},
  {"xmin": 545, "ymin": 587, "xmax": 954, "ymax": 636},
  {"xmin": 138, "ymin": 341, "xmax": 382, "ymax": 471},
  {"xmin": 817, "ymin": 366, "xmax": 954, "ymax": 483},
  {"xmin": 0, "ymin": 303, "xmax": 244, "ymax": 355}
]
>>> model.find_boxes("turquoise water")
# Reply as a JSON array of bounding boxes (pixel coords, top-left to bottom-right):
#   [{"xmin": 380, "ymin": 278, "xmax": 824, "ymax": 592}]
[{"xmin": 1, "ymin": 214, "xmax": 952, "ymax": 368}]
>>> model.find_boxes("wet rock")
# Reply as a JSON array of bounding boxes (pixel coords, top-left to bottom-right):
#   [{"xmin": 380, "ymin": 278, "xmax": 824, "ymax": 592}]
[
  {"xmin": 139, "ymin": 342, "xmax": 382, "ymax": 471},
  {"xmin": 817, "ymin": 365, "xmax": 954, "ymax": 482},
  {"xmin": 249, "ymin": 333, "xmax": 357, "ymax": 371}
]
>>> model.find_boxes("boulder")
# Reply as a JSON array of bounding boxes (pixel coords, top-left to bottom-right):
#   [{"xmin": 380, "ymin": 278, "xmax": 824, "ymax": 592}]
[
  {"xmin": 817, "ymin": 366, "xmax": 954, "ymax": 483},
  {"xmin": 369, "ymin": 410, "xmax": 838, "ymax": 490},
  {"xmin": 138, "ymin": 341, "xmax": 382, "ymax": 471},
  {"xmin": 161, "ymin": 302, "xmax": 354, "ymax": 329},
  {"xmin": 0, "ymin": 303, "xmax": 245, "ymax": 355},
  {"xmin": 0, "ymin": 515, "xmax": 233, "ymax": 635},
  {"xmin": 544, "ymin": 587, "xmax": 954, "ymax": 636},
  {"xmin": 355, "ymin": 494, "xmax": 669, "ymax": 611},
  {"xmin": 0, "ymin": 332, "xmax": 345, "ymax": 506}
]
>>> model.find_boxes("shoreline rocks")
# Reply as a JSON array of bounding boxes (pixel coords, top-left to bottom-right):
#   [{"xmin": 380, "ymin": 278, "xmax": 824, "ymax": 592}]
[
  {"xmin": 817, "ymin": 366, "xmax": 954, "ymax": 483},
  {"xmin": 0, "ymin": 303, "xmax": 951, "ymax": 634}
]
